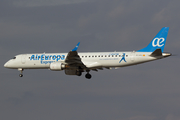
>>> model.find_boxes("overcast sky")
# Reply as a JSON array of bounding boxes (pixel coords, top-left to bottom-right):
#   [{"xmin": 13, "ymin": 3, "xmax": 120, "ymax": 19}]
[{"xmin": 1, "ymin": 0, "xmax": 180, "ymax": 120}]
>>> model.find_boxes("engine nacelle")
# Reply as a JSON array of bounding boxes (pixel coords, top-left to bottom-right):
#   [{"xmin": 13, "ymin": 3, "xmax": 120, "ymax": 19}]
[{"xmin": 50, "ymin": 62, "xmax": 65, "ymax": 71}]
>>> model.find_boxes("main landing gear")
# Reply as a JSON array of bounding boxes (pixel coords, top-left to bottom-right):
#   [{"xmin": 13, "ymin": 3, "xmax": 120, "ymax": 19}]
[
  {"xmin": 85, "ymin": 73, "xmax": 92, "ymax": 79},
  {"xmin": 85, "ymin": 70, "xmax": 92, "ymax": 79},
  {"xmin": 18, "ymin": 68, "xmax": 23, "ymax": 77}
]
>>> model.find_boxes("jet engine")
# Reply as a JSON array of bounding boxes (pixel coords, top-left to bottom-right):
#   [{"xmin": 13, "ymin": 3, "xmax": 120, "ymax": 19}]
[{"xmin": 50, "ymin": 62, "xmax": 65, "ymax": 71}]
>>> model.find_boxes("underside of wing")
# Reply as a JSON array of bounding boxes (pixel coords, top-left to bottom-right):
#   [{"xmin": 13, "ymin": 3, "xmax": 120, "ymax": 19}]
[
  {"xmin": 64, "ymin": 42, "xmax": 87, "ymax": 71},
  {"xmin": 65, "ymin": 50, "xmax": 87, "ymax": 69}
]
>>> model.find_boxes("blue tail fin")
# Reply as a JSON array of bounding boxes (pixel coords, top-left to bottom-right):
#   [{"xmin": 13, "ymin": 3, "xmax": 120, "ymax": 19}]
[{"xmin": 137, "ymin": 27, "xmax": 169, "ymax": 52}]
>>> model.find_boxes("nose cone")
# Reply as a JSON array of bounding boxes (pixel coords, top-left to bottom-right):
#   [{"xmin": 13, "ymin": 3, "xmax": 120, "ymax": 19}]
[
  {"xmin": 4, "ymin": 59, "xmax": 17, "ymax": 69},
  {"xmin": 4, "ymin": 62, "xmax": 8, "ymax": 68}
]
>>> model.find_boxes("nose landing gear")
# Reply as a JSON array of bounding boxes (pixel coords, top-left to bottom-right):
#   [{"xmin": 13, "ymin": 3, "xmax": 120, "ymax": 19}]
[
  {"xmin": 19, "ymin": 74, "xmax": 23, "ymax": 77},
  {"xmin": 18, "ymin": 68, "xmax": 24, "ymax": 77}
]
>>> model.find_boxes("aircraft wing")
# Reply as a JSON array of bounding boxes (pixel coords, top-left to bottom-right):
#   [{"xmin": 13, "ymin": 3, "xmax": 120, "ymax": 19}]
[
  {"xmin": 65, "ymin": 42, "xmax": 87, "ymax": 69},
  {"xmin": 65, "ymin": 42, "xmax": 110, "ymax": 71}
]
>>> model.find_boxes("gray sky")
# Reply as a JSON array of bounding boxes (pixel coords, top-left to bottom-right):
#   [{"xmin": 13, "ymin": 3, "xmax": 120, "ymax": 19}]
[{"xmin": 1, "ymin": 0, "xmax": 180, "ymax": 120}]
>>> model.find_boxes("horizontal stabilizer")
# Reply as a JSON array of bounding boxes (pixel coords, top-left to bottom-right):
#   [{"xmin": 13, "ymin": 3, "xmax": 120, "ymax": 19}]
[{"xmin": 150, "ymin": 49, "xmax": 162, "ymax": 57}]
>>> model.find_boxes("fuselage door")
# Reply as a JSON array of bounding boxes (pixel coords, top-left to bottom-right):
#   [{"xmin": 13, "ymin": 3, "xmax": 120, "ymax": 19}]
[{"xmin": 21, "ymin": 54, "xmax": 26, "ymax": 64}]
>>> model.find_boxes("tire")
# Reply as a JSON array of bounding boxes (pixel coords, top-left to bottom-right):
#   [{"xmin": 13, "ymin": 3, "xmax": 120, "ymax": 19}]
[
  {"xmin": 19, "ymin": 74, "xmax": 23, "ymax": 77},
  {"xmin": 85, "ymin": 73, "xmax": 92, "ymax": 79}
]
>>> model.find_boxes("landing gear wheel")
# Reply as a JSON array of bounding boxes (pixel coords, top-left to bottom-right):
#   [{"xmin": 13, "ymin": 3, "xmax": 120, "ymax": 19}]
[
  {"xmin": 19, "ymin": 74, "xmax": 23, "ymax": 77},
  {"xmin": 85, "ymin": 73, "xmax": 92, "ymax": 79}
]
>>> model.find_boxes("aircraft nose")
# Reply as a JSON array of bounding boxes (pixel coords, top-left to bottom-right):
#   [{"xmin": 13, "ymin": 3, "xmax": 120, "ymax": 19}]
[{"xmin": 4, "ymin": 61, "xmax": 9, "ymax": 68}]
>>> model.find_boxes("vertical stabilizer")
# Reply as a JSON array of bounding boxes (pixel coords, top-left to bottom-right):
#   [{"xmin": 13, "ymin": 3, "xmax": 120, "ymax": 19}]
[{"xmin": 137, "ymin": 27, "xmax": 169, "ymax": 52}]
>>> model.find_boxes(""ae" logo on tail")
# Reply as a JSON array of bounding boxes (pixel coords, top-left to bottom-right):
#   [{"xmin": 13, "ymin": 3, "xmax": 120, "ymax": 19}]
[{"xmin": 152, "ymin": 38, "xmax": 165, "ymax": 47}]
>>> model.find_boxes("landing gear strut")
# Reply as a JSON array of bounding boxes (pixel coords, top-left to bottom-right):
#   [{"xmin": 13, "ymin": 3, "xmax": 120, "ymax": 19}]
[{"xmin": 18, "ymin": 68, "xmax": 24, "ymax": 77}]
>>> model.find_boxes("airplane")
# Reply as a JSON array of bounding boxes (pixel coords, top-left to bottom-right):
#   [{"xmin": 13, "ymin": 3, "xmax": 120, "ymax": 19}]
[{"xmin": 4, "ymin": 27, "xmax": 171, "ymax": 79}]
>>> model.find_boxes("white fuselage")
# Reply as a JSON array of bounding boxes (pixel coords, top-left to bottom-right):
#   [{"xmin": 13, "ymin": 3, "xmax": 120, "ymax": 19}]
[{"xmin": 4, "ymin": 51, "xmax": 162, "ymax": 69}]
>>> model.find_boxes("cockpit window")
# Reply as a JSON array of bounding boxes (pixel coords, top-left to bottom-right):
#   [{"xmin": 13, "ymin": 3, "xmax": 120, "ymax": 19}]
[{"xmin": 12, "ymin": 57, "xmax": 16, "ymax": 59}]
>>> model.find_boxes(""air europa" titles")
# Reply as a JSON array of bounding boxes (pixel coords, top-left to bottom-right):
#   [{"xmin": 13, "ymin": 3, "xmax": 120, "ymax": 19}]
[{"xmin": 30, "ymin": 54, "xmax": 65, "ymax": 61}]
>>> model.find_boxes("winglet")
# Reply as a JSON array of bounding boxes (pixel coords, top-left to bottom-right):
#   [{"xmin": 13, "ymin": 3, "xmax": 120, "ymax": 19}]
[{"xmin": 72, "ymin": 42, "xmax": 80, "ymax": 51}]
